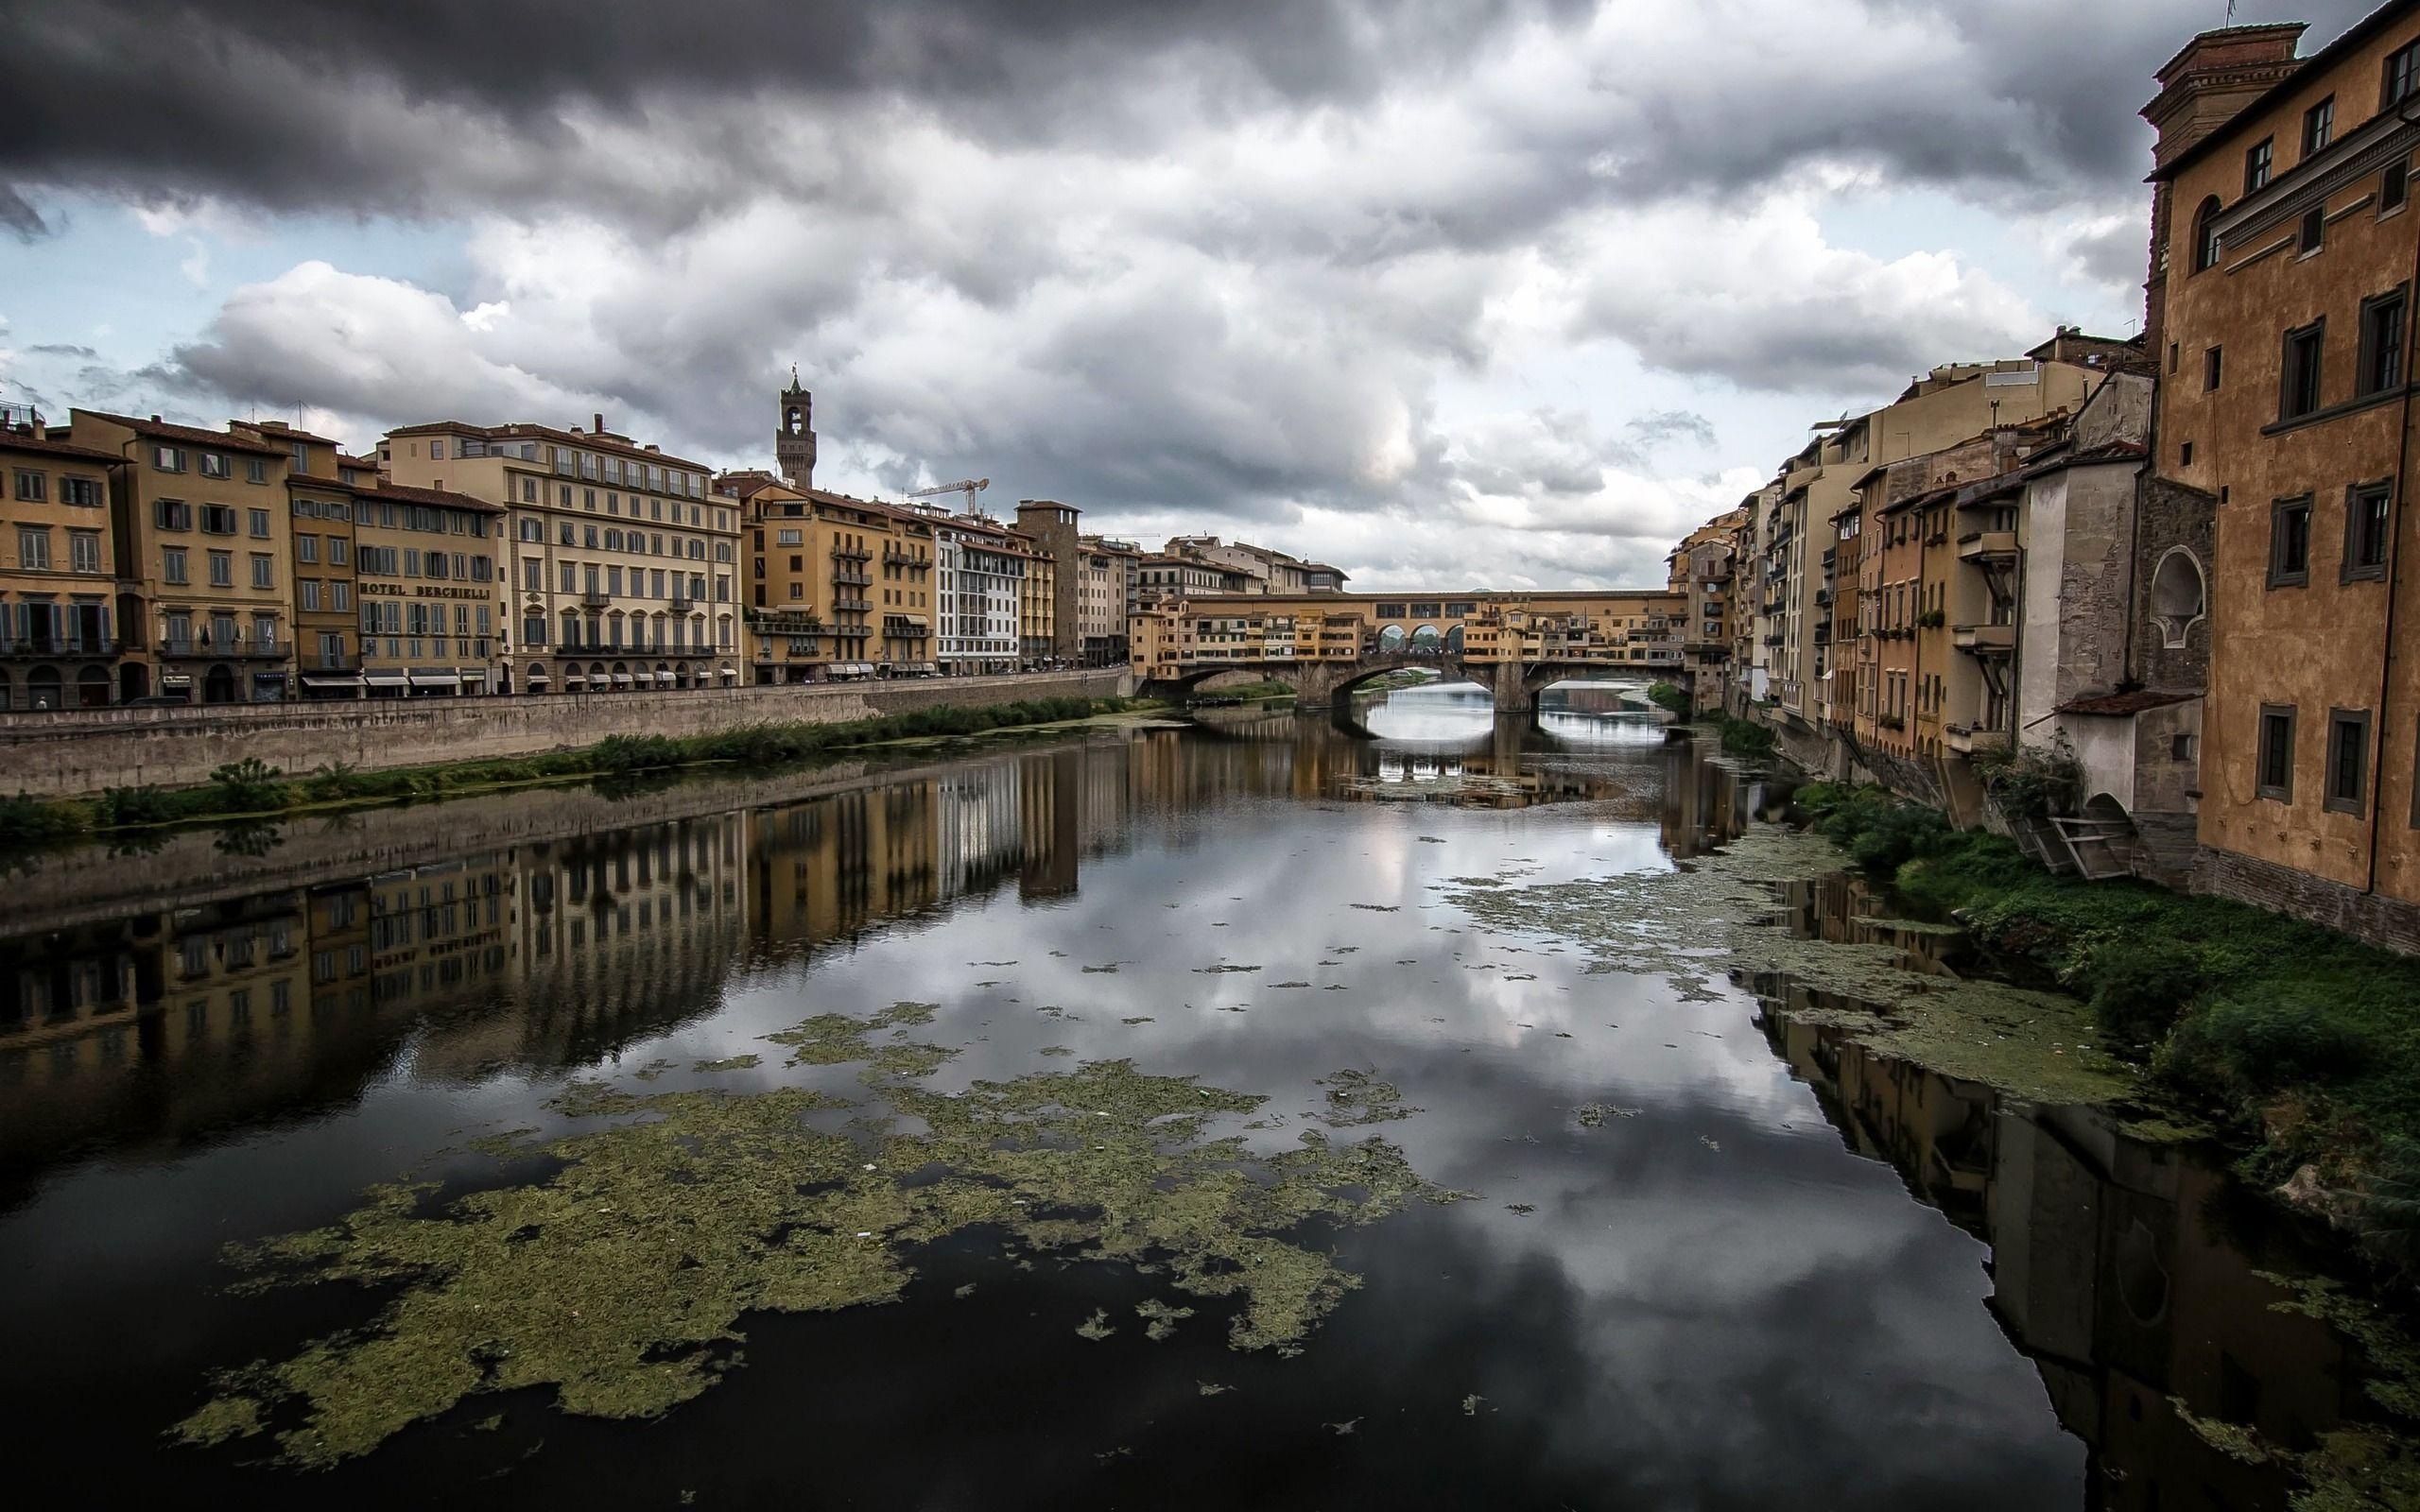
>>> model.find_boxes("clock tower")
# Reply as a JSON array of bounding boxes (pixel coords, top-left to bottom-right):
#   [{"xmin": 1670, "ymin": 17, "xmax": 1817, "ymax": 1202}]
[{"xmin": 776, "ymin": 367, "xmax": 817, "ymax": 489}]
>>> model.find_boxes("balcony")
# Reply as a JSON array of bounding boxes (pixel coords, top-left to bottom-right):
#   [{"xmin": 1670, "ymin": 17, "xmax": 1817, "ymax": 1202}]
[
  {"xmin": 834, "ymin": 597, "xmax": 872, "ymax": 613},
  {"xmin": 1945, "ymin": 724, "xmax": 2013, "ymax": 757},
  {"xmin": 159, "ymin": 637, "xmax": 286, "ymax": 661},
  {"xmin": 882, "ymin": 548, "xmax": 925, "ymax": 566},
  {"xmin": 581, "ymin": 590, "xmax": 613, "ymax": 609},
  {"xmin": 1952, "ymin": 623, "xmax": 2015, "ymax": 655},
  {"xmin": 831, "ymin": 544, "xmax": 872, "ymax": 562},
  {"xmin": 0, "ymin": 635, "xmax": 118, "ymax": 659},
  {"xmin": 833, "ymin": 569, "xmax": 873, "ymax": 588},
  {"xmin": 1957, "ymin": 530, "xmax": 2018, "ymax": 563}
]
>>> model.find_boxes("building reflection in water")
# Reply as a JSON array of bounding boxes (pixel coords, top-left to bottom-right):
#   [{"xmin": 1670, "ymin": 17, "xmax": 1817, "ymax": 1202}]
[
  {"xmin": 1747, "ymin": 884, "xmax": 2368, "ymax": 1512},
  {"xmin": 0, "ymin": 710, "xmax": 1727, "ymax": 1185}
]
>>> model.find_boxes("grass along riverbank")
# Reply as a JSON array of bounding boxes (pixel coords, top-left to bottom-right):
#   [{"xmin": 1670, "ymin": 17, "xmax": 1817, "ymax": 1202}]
[
  {"xmin": 0, "ymin": 696, "xmax": 1167, "ymax": 852},
  {"xmin": 1798, "ymin": 781, "xmax": 2420, "ymax": 1264}
]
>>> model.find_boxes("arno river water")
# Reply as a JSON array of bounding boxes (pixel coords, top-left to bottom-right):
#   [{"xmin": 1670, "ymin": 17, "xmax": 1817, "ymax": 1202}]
[{"xmin": 0, "ymin": 686, "xmax": 2389, "ymax": 1509}]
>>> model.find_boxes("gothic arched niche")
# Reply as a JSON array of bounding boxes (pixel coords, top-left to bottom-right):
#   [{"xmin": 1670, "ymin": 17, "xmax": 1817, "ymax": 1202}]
[{"xmin": 2150, "ymin": 547, "xmax": 2205, "ymax": 649}]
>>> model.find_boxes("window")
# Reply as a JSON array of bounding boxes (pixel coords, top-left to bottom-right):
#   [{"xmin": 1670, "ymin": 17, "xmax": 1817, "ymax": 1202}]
[
  {"xmin": 199, "ymin": 504, "xmax": 235, "ymax": 535},
  {"xmin": 60, "ymin": 476, "xmax": 100, "ymax": 507},
  {"xmin": 2346, "ymin": 484, "xmax": 2394, "ymax": 581},
  {"xmin": 163, "ymin": 546, "xmax": 188, "ymax": 585},
  {"xmin": 254, "ymin": 613, "xmax": 278, "ymax": 649},
  {"xmin": 331, "ymin": 582, "xmax": 351, "ymax": 611},
  {"xmin": 2306, "ymin": 95, "xmax": 2335, "ymax": 156},
  {"xmin": 250, "ymin": 507, "xmax": 271, "ymax": 538},
  {"xmin": 428, "ymin": 438, "xmax": 446, "ymax": 461},
  {"xmin": 300, "ymin": 579, "xmax": 321, "ymax": 611},
  {"xmin": 2192, "ymin": 196, "xmax": 2224, "ymax": 273},
  {"xmin": 2360, "ymin": 288, "xmax": 2408, "ymax": 395},
  {"xmin": 153, "ymin": 445, "xmax": 184, "ymax": 472},
  {"xmin": 328, "ymin": 538, "xmax": 348, "ymax": 566},
  {"xmin": 2246, "ymin": 137, "xmax": 2273, "ymax": 193},
  {"xmin": 245, "ymin": 458, "xmax": 268, "ymax": 485},
  {"xmin": 2302, "ymin": 206, "xmax": 2325, "ymax": 253},
  {"xmin": 2169, "ymin": 342, "xmax": 2181, "ymax": 373},
  {"xmin": 13, "ymin": 468, "xmax": 43, "ymax": 502},
  {"xmin": 199, "ymin": 452, "xmax": 229, "ymax": 479},
  {"xmin": 208, "ymin": 549, "xmax": 233, "ymax": 588},
  {"xmin": 2180, "ymin": 441, "xmax": 2195, "ymax": 467},
  {"xmin": 70, "ymin": 531, "xmax": 100, "ymax": 574},
  {"xmin": 2388, "ymin": 39, "xmax": 2420, "ymax": 108},
  {"xmin": 2387, "ymin": 158, "xmax": 2411, "ymax": 214},
  {"xmin": 154, "ymin": 498, "xmax": 190, "ymax": 531},
  {"xmin": 251, "ymin": 553, "xmax": 273, "ymax": 589},
  {"xmin": 2327, "ymin": 710, "xmax": 2372, "ymax": 815},
  {"xmin": 297, "ymin": 534, "xmax": 318, "ymax": 564},
  {"xmin": 2257, "ymin": 705, "xmax": 2297, "ymax": 801},
  {"xmin": 17, "ymin": 526, "xmax": 50, "ymax": 570},
  {"xmin": 2281, "ymin": 320, "xmax": 2325, "ymax": 421},
  {"xmin": 2271, "ymin": 496, "xmax": 2313, "ymax": 587},
  {"xmin": 2205, "ymin": 346, "xmax": 2223, "ymax": 391}
]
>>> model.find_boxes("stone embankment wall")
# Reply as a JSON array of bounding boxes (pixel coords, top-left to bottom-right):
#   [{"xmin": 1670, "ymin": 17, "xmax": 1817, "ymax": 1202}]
[
  {"xmin": 0, "ymin": 670, "xmax": 1132, "ymax": 799},
  {"xmin": 6, "ymin": 733, "xmax": 1112, "ymax": 937}
]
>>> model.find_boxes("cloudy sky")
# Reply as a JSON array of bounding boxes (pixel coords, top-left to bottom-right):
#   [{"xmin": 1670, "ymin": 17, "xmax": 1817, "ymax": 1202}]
[{"xmin": 0, "ymin": 0, "xmax": 2374, "ymax": 590}]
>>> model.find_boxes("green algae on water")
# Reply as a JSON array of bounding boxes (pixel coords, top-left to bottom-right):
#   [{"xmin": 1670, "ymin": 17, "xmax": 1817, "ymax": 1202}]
[
  {"xmin": 1313, "ymin": 1070, "xmax": 1417, "ymax": 1127},
  {"xmin": 171, "ymin": 1019, "xmax": 1466, "ymax": 1467},
  {"xmin": 692, "ymin": 1055, "xmax": 762, "ymax": 1074},
  {"xmin": 1437, "ymin": 822, "xmax": 2133, "ymax": 1106}
]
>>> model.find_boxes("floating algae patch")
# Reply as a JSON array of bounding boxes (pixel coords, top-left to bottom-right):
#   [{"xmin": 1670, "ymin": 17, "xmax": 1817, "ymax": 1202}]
[
  {"xmin": 1435, "ymin": 822, "xmax": 2132, "ymax": 1107},
  {"xmin": 1137, "ymin": 1297, "xmax": 1195, "ymax": 1341},
  {"xmin": 172, "ymin": 1030, "xmax": 1466, "ymax": 1467},
  {"xmin": 692, "ymin": 1055, "xmax": 762, "ymax": 1074},
  {"xmin": 1313, "ymin": 1070, "xmax": 1418, "ymax": 1128}
]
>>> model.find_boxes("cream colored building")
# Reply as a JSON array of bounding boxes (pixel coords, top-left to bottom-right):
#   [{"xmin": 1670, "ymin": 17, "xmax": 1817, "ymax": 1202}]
[{"xmin": 381, "ymin": 417, "xmax": 738, "ymax": 694}]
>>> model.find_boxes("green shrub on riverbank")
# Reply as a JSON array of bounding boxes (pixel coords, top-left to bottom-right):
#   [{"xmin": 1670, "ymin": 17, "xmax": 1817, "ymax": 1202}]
[
  {"xmin": 1797, "ymin": 782, "xmax": 2420, "ymax": 1245},
  {"xmin": 1706, "ymin": 714, "xmax": 1777, "ymax": 758},
  {"xmin": 1647, "ymin": 681, "xmax": 1692, "ymax": 717},
  {"xmin": 0, "ymin": 695, "xmax": 1153, "ymax": 850}
]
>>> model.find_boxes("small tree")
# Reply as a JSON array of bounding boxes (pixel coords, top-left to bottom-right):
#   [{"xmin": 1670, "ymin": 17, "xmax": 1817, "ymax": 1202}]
[{"xmin": 208, "ymin": 758, "xmax": 287, "ymax": 815}]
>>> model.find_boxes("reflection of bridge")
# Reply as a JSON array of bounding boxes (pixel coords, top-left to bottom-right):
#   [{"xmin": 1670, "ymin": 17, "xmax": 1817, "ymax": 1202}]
[
  {"xmin": 1130, "ymin": 589, "xmax": 1692, "ymax": 713},
  {"xmin": 1145, "ymin": 653, "xmax": 1653, "ymax": 713}
]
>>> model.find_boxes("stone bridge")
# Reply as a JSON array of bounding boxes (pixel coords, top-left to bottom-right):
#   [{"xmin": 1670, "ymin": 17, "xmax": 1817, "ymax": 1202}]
[{"xmin": 1143, "ymin": 652, "xmax": 1655, "ymax": 713}]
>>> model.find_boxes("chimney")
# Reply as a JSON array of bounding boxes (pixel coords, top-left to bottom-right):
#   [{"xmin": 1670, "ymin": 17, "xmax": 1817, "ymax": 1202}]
[
  {"xmin": 151, "ymin": 415, "xmax": 163, "ymax": 423},
  {"xmin": 593, "ymin": 412, "xmax": 605, "ymax": 435}
]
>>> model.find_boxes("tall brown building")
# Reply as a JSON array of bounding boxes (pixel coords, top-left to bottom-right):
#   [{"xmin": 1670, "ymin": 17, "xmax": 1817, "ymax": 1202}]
[
  {"xmin": 64, "ymin": 410, "xmax": 296, "ymax": 704},
  {"xmin": 2149, "ymin": 1, "xmax": 2420, "ymax": 943},
  {"xmin": 0, "ymin": 409, "xmax": 123, "ymax": 709}
]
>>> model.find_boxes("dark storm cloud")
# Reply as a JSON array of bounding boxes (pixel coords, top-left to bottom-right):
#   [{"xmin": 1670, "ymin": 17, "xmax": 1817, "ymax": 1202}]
[
  {"xmin": 0, "ymin": 184, "xmax": 47, "ymax": 240},
  {"xmin": 0, "ymin": 0, "xmax": 2381, "ymax": 236},
  {"xmin": 0, "ymin": 0, "xmax": 1580, "ymax": 226}
]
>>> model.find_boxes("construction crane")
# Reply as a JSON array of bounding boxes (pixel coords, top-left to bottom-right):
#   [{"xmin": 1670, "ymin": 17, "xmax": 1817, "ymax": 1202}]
[{"xmin": 908, "ymin": 478, "xmax": 990, "ymax": 516}]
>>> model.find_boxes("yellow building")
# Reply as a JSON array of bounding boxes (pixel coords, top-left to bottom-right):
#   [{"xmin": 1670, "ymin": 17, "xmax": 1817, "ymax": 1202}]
[
  {"xmin": 63, "ymin": 409, "xmax": 298, "ymax": 705},
  {"xmin": 732, "ymin": 475, "xmax": 938, "ymax": 682},
  {"xmin": 1, "ymin": 411, "xmax": 124, "ymax": 709},
  {"xmin": 380, "ymin": 417, "xmax": 738, "ymax": 695},
  {"xmin": 1130, "ymin": 590, "xmax": 1687, "ymax": 680},
  {"xmin": 236, "ymin": 421, "xmax": 370, "ymax": 697}
]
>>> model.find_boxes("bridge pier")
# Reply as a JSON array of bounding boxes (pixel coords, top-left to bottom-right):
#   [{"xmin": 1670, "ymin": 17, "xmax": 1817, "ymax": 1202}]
[{"xmin": 1490, "ymin": 660, "xmax": 1538, "ymax": 715}]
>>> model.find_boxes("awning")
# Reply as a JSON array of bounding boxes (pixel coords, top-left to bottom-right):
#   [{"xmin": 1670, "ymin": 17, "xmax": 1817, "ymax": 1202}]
[
  {"xmin": 364, "ymin": 667, "xmax": 409, "ymax": 685},
  {"xmin": 654, "ymin": 670, "xmax": 675, "ymax": 686},
  {"xmin": 409, "ymin": 671, "xmax": 462, "ymax": 689},
  {"xmin": 717, "ymin": 666, "xmax": 738, "ymax": 679},
  {"xmin": 526, "ymin": 666, "xmax": 551, "ymax": 681},
  {"xmin": 563, "ymin": 672, "xmax": 588, "ymax": 685},
  {"xmin": 301, "ymin": 674, "xmax": 363, "ymax": 690},
  {"xmin": 611, "ymin": 671, "xmax": 634, "ymax": 686},
  {"xmin": 460, "ymin": 669, "xmax": 490, "ymax": 684}
]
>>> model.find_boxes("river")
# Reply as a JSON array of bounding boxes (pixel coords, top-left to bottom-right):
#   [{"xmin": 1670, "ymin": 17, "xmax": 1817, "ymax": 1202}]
[{"xmin": 0, "ymin": 684, "xmax": 2393, "ymax": 1508}]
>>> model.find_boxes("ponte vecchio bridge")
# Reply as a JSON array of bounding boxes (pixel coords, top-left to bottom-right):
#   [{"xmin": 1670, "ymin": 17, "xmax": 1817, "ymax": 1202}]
[{"xmin": 1129, "ymin": 589, "xmax": 1692, "ymax": 713}]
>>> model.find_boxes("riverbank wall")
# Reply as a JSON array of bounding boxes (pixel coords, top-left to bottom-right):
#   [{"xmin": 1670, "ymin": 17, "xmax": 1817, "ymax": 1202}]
[
  {"xmin": 3, "ymin": 730, "xmax": 1121, "ymax": 936},
  {"xmin": 0, "ymin": 670, "xmax": 1133, "ymax": 798}
]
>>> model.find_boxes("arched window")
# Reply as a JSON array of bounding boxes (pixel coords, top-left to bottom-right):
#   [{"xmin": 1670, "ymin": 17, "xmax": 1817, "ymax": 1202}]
[
  {"xmin": 2151, "ymin": 547, "xmax": 2207, "ymax": 648},
  {"xmin": 2192, "ymin": 197, "xmax": 2223, "ymax": 274}
]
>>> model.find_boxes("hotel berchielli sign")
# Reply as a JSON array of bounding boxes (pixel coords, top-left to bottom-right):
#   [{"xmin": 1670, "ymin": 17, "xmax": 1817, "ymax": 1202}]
[{"xmin": 359, "ymin": 582, "xmax": 495, "ymax": 600}]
